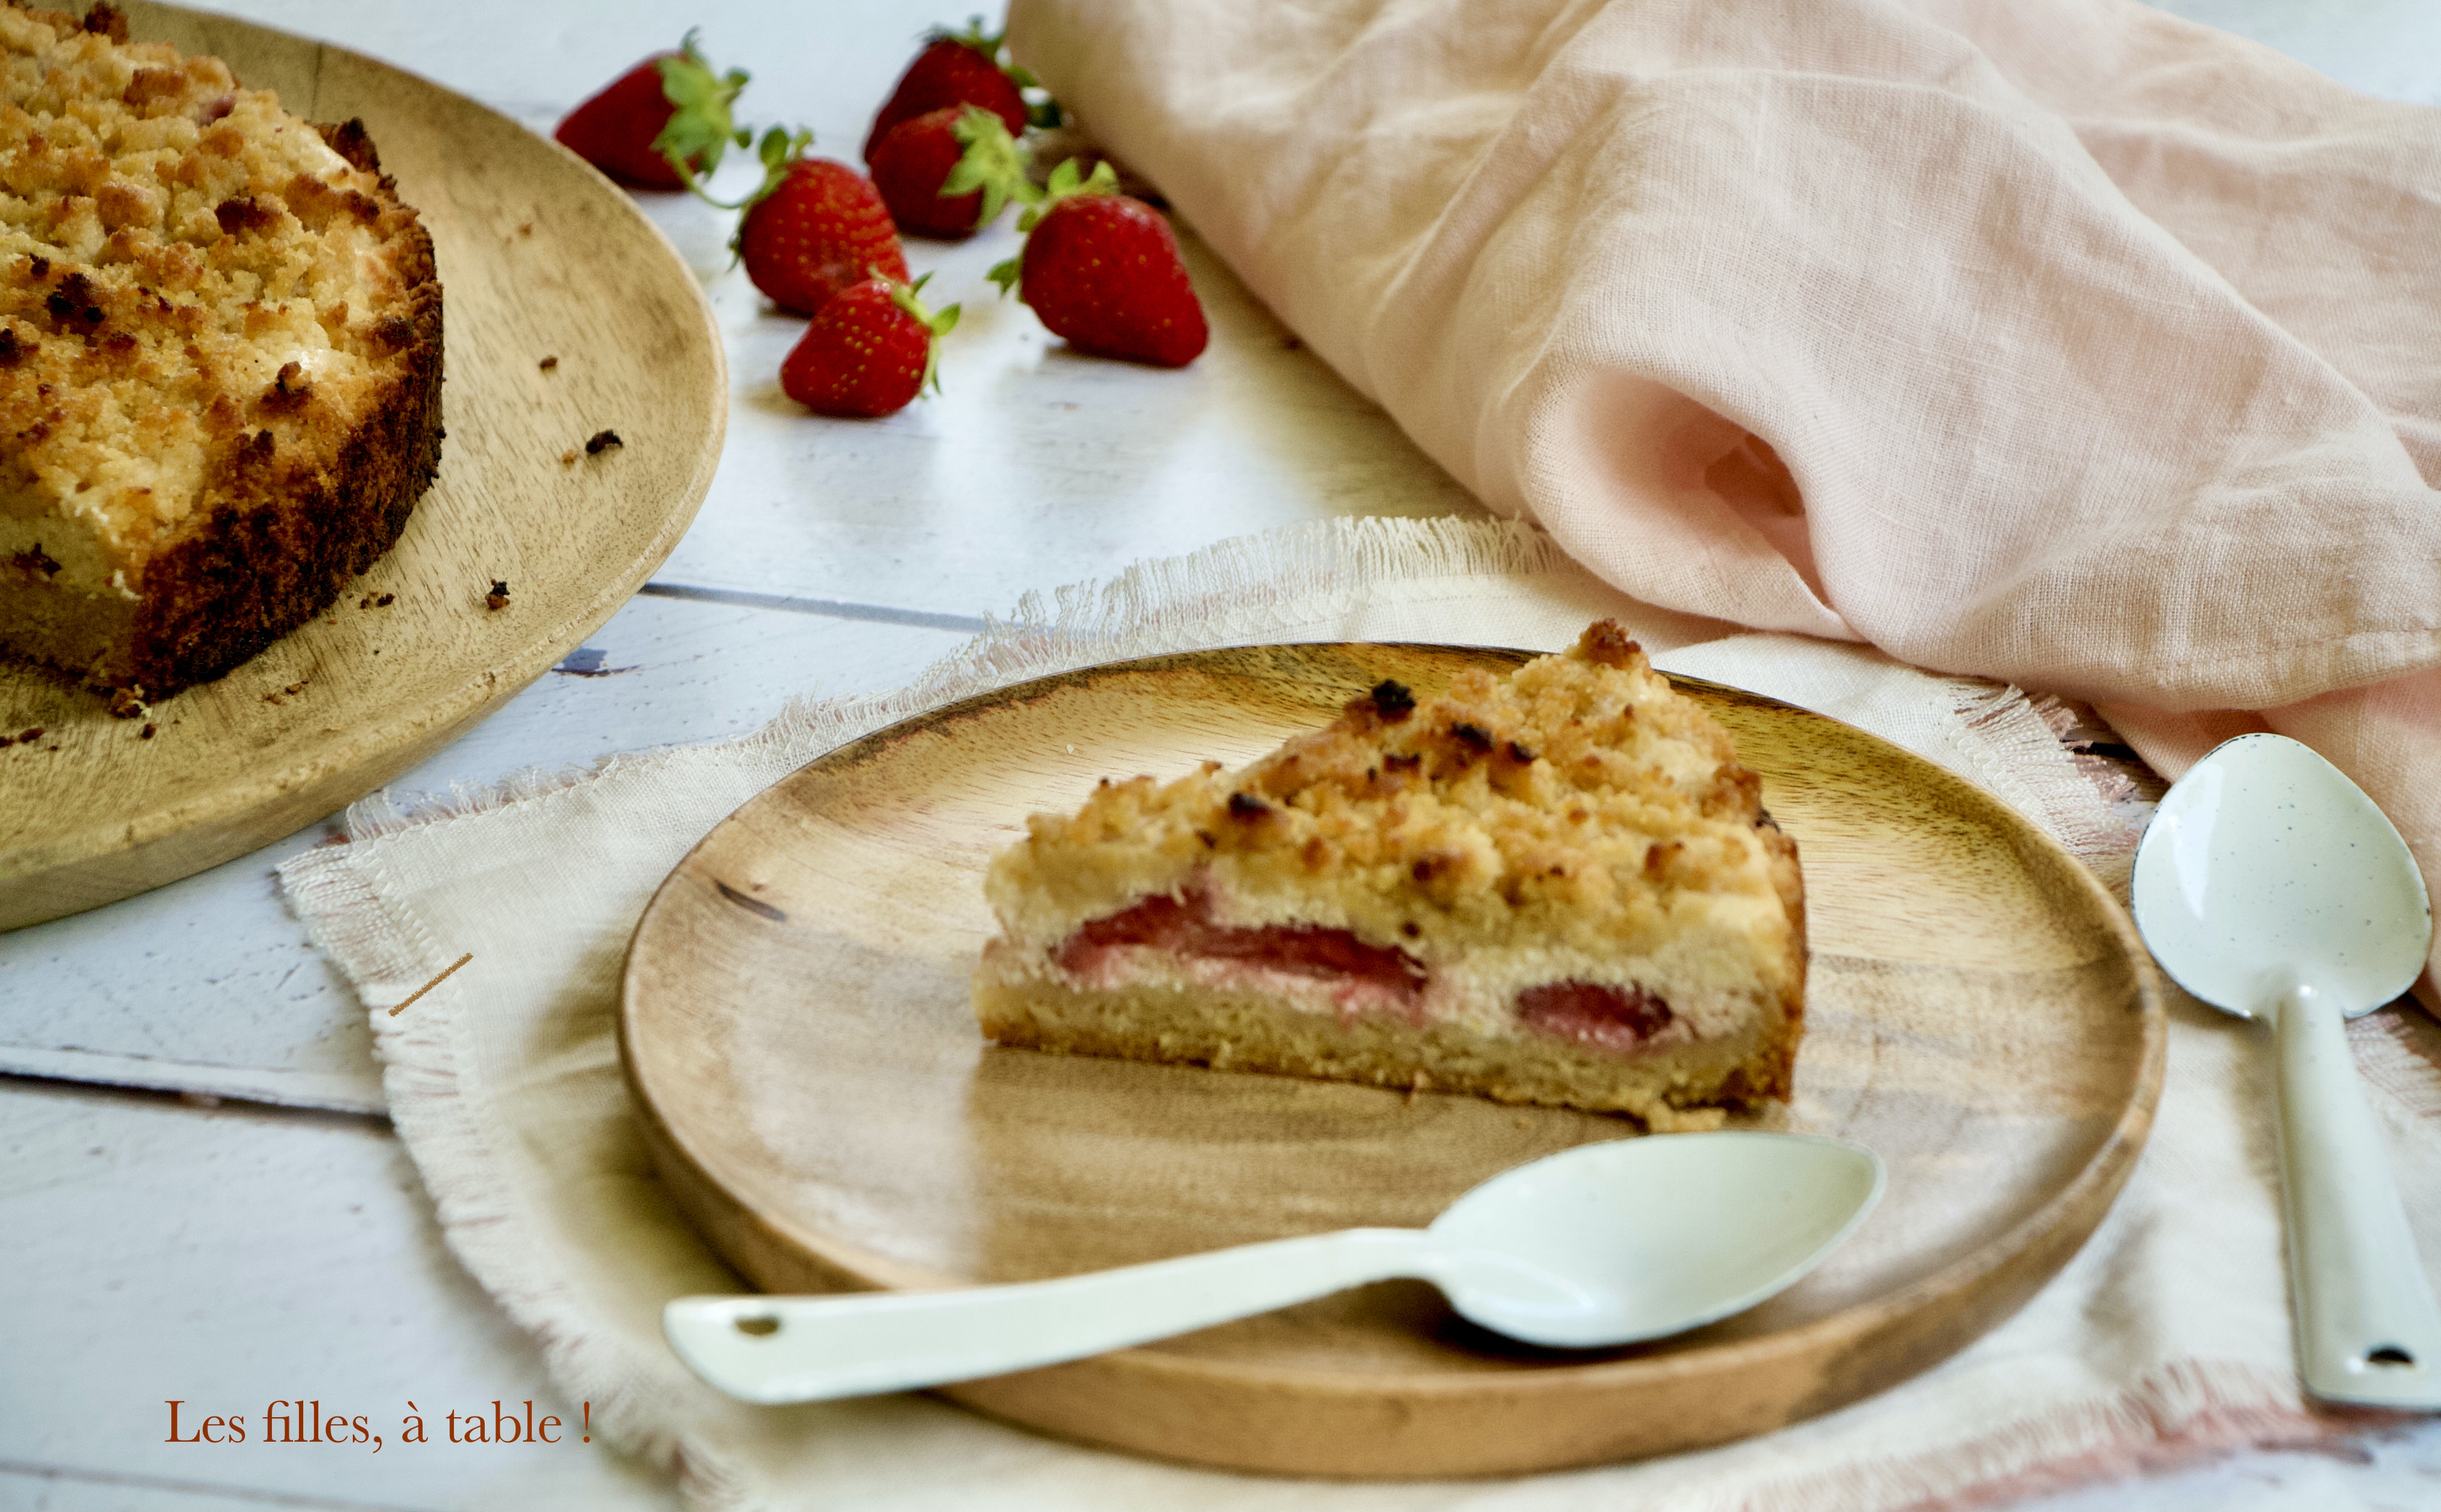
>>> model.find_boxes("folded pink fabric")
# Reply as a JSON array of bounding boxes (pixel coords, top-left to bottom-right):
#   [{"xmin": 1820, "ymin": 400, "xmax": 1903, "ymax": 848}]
[{"xmin": 1005, "ymin": 0, "xmax": 2441, "ymax": 997}]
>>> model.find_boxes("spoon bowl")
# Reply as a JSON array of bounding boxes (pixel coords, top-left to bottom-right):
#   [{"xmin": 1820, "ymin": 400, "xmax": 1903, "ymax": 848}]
[
  {"xmin": 1426, "ymin": 1132, "xmax": 1885, "ymax": 1348},
  {"xmin": 2131, "ymin": 733, "xmax": 2441, "ymax": 1407},
  {"xmin": 2131, "ymin": 733, "xmax": 2429, "ymax": 1021},
  {"xmin": 665, "ymin": 1131, "xmax": 1884, "ymax": 1403}
]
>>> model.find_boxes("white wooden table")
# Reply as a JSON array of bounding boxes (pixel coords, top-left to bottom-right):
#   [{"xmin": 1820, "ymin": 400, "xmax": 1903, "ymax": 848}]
[{"xmin": 4, "ymin": 3, "xmax": 2437, "ymax": 1506}]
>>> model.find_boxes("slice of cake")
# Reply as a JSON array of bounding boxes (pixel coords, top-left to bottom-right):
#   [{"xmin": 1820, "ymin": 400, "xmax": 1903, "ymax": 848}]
[
  {"xmin": 0, "ymin": 2, "xmax": 443, "ymax": 699},
  {"xmin": 974, "ymin": 623, "xmax": 1806, "ymax": 1129}
]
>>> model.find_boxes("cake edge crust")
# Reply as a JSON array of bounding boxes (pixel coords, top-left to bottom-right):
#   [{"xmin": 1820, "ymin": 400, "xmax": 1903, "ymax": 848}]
[{"xmin": 124, "ymin": 212, "xmax": 443, "ymax": 697}]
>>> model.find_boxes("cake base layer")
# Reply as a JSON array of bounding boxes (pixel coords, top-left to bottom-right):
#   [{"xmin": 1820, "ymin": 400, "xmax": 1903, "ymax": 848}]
[{"xmin": 974, "ymin": 967, "xmax": 1797, "ymax": 1132}]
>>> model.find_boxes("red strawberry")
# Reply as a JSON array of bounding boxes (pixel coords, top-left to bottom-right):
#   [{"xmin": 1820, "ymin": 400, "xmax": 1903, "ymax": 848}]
[
  {"xmin": 990, "ymin": 159, "xmax": 1206, "ymax": 367},
  {"xmin": 736, "ymin": 158, "xmax": 909, "ymax": 316},
  {"xmin": 780, "ymin": 273, "xmax": 960, "ymax": 418},
  {"xmin": 870, "ymin": 107, "xmax": 983, "ymax": 239},
  {"xmin": 870, "ymin": 104, "xmax": 1030, "ymax": 240},
  {"xmin": 862, "ymin": 21, "xmax": 1029, "ymax": 163},
  {"xmin": 556, "ymin": 33, "xmax": 748, "ymax": 191}
]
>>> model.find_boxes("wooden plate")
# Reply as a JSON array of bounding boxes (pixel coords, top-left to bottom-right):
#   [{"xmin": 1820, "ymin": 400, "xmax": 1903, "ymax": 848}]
[
  {"xmin": 0, "ymin": 2, "xmax": 725, "ymax": 930},
  {"xmin": 622, "ymin": 643, "xmax": 2165, "ymax": 1477}
]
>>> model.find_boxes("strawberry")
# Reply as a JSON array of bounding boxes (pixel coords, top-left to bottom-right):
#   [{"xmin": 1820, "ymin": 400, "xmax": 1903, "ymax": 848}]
[
  {"xmin": 780, "ymin": 272, "xmax": 960, "ymax": 418},
  {"xmin": 989, "ymin": 159, "xmax": 1207, "ymax": 367},
  {"xmin": 736, "ymin": 154, "xmax": 909, "ymax": 316},
  {"xmin": 870, "ymin": 104, "xmax": 1028, "ymax": 240},
  {"xmin": 862, "ymin": 19, "xmax": 1032, "ymax": 163},
  {"xmin": 555, "ymin": 32, "xmax": 748, "ymax": 191}
]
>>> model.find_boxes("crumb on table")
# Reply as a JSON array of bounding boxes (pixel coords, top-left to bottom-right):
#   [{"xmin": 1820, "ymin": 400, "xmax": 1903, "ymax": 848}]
[
  {"xmin": 539, "ymin": 355, "xmax": 558, "ymax": 370},
  {"xmin": 486, "ymin": 579, "xmax": 510, "ymax": 611},
  {"xmin": 585, "ymin": 429, "xmax": 622, "ymax": 454}
]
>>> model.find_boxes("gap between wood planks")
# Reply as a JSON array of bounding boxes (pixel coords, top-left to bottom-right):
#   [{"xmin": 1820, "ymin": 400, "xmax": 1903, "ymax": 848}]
[
  {"xmin": 0, "ymin": 1456, "xmax": 425, "ymax": 1512},
  {"xmin": 637, "ymin": 582, "xmax": 988, "ymax": 633},
  {"xmin": 0, "ymin": 1070, "xmax": 392, "ymax": 1127}
]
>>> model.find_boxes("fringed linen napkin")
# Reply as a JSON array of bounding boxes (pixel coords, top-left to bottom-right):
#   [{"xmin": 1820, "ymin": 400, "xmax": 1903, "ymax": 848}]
[{"xmin": 282, "ymin": 518, "xmax": 2441, "ymax": 1511}]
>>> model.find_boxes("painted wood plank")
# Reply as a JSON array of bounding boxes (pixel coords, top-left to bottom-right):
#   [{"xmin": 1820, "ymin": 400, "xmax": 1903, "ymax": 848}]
[
  {"xmin": 0, "ymin": 1081, "xmax": 672, "ymax": 1511},
  {"xmin": 2150, "ymin": 0, "xmax": 2441, "ymax": 105},
  {"xmin": 640, "ymin": 213, "xmax": 1486, "ymax": 619},
  {"xmin": 0, "ymin": 1460, "xmax": 401, "ymax": 1509}
]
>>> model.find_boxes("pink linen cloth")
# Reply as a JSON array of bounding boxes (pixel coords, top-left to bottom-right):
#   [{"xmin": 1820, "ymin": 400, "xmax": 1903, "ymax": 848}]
[{"xmin": 1004, "ymin": 0, "xmax": 2441, "ymax": 997}]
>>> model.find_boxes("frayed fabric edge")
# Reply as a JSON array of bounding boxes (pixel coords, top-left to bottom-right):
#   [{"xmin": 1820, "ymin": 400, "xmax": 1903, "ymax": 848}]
[
  {"xmin": 1950, "ymin": 684, "xmax": 2141, "ymax": 872},
  {"xmin": 1903, "ymin": 1359, "xmax": 2364, "ymax": 1512},
  {"xmin": 279, "ymin": 840, "xmax": 758, "ymax": 1510},
  {"xmin": 1605, "ymin": 1359, "xmax": 2329, "ymax": 1512}
]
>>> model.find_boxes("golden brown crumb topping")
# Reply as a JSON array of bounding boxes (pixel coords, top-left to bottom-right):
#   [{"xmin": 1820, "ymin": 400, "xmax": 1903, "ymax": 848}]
[
  {"xmin": 0, "ymin": 1, "xmax": 433, "ymax": 598},
  {"xmin": 991, "ymin": 623, "xmax": 1805, "ymax": 972}
]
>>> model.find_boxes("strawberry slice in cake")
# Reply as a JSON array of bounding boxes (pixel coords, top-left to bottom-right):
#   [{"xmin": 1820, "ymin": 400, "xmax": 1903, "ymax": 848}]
[{"xmin": 973, "ymin": 623, "xmax": 1806, "ymax": 1130}]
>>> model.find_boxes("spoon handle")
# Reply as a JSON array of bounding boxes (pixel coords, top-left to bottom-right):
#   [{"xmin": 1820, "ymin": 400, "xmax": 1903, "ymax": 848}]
[
  {"xmin": 2276, "ymin": 980, "xmax": 2441, "ymax": 1407},
  {"xmin": 664, "ymin": 1227, "xmax": 1429, "ymax": 1403}
]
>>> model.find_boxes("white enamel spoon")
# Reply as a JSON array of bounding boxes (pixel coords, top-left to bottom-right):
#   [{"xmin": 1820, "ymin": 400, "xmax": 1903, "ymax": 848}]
[
  {"xmin": 664, "ymin": 1131, "xmax": 1883, "ymax": 1403},
  {"xmin": 2131, "ymin": 732, "xmax": 2441, "ymax": 1407}
]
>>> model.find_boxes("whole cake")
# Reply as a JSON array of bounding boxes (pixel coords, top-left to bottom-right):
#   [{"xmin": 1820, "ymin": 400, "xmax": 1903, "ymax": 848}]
[
  {"xmin": 0, "ymin": 1, "xmax": 442, "ymax": 700},
  {"xmin": 974, "ymin": 623, "xmax": 1807, "ymax": 1129}
]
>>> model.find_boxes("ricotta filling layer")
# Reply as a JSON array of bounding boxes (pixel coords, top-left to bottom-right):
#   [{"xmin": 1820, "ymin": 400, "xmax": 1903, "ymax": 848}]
[{"xmin": 1047, "ymin": 888, "xmax": 1695, "ymax": 1056}]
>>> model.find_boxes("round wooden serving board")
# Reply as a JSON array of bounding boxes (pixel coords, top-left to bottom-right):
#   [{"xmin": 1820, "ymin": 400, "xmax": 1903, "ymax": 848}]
[
  {"xmin": 0, "ymin": 3, "xmax": 725, "ymax": 930},
  {"xmin": 622, "ymin": 643, "xmax": 2165, "ymax": 1478}
]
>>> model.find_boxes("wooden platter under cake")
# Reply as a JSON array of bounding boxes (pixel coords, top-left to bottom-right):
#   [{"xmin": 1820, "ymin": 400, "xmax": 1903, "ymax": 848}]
[{"xmin": 0, "ymin": 2, "xmax": 726, "ymax": 930}]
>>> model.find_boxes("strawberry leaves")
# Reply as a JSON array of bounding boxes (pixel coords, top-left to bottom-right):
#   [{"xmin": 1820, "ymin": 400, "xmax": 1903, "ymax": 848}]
[
  {"xmin": 940, "ymin": 107, "xmax": 1031, "ymax": 228},
  {"xmin": 649, "ymin": 31, "xmax": 751, "ymax": 188},
  {"xmin": 1019, "ymin": 155, "xmax": 1117, "ymax": 232},
  {"xmin": 892, "ymin": 271, "xmax": 962, "ymax": 398}
]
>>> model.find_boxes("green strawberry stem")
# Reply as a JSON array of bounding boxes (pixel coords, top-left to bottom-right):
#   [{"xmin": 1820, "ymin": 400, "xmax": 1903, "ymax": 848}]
[
  {"xmin": 651, "ymin": 29, "xmax": 812, "ymax": 220},
  {"xmin": 941, "ymin": 107, "xmax": 1037, "ymax": 227},
  {"xmin": 669, "ymin": 121, "xmax": 817, "ymax": 220},
  {"xmin": 651, "ymin": 31, "xmax": 752, "ymax": 188},
  {"xmin": 886, "ymin": 270, "xmax": 962, "ymax": 397},
  {"xmin": 1018, "ymin": 156, "xmax": 1116, "ymax": 231},
  {"xmin": 986, "ymin": 156, "xmax": 1118, "ymax": 296}
]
